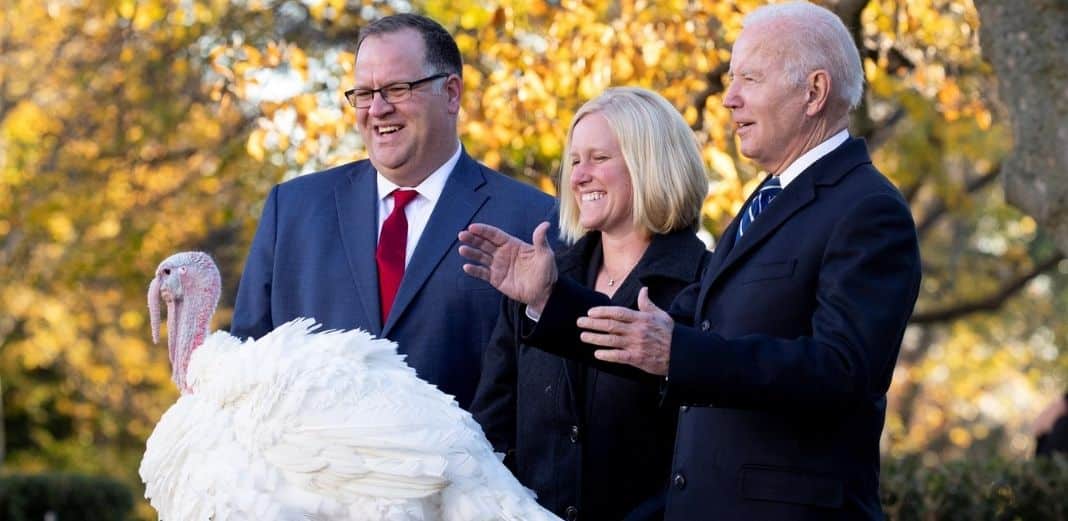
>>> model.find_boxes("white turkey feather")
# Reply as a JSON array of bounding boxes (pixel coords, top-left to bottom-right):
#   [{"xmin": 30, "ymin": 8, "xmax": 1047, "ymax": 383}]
[{"xmin": 141, "ymin": 318, "xmax": 561, "ymax": 521}]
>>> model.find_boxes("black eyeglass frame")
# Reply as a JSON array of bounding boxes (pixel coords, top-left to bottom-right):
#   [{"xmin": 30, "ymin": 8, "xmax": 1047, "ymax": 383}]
[{"xmin": 344, "ymin": 72, "xmax": 451, "ymax": 108}]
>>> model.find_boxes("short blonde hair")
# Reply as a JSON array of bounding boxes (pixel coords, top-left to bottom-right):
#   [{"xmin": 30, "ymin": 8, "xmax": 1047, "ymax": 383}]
[{"xmin": 558, "ymin": 87, "xmax": 709, "ymax": 244}]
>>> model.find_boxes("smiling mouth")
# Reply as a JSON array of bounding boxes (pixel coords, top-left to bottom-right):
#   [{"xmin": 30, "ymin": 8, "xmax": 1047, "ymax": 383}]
[
  {"xmin": 376, "ymin": 125, "xmax": 402, "ymax": 135},
  {"xmin": 581, "ymin": 192, "xmax": 606, "ymax": 202},
  {"xmin": 736, "ymin": 122, "xmax": 754, "ymax": 131}
]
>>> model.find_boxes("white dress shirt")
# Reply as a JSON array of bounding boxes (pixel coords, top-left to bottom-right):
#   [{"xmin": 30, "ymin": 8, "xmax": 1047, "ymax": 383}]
[
  {"xmin": 375, "ymin": 143, "xmax": 462, "ymax": 266},
  {"xmin": 776, "ymin": 129, "xmax": 849, "ymax": 188}
]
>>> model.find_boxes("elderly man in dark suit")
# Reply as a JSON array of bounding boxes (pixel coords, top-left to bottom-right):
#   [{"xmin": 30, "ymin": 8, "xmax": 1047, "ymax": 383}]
[
  {"xmin": 458, "ymin": 1, "xmax": 921, "ymax": 519},
  {"xmin": 231, "ymin": 14, "xmax": 553, "ymax": 409}
]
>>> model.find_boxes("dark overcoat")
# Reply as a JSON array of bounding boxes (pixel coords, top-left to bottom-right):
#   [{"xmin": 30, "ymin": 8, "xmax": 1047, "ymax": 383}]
[
  {"xmin": 530, "ymin": 139, "xmax": 922, "ymax": 520},
  {"xmin": 472, "ymin": 229, "xmax": 709, "ymax": 521}
]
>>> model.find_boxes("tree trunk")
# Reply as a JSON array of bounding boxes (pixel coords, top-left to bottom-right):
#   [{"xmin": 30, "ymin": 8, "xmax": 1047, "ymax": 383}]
[{"xmin": 974, "ymin": 0, "xmax": 1068, "ymax": 254}]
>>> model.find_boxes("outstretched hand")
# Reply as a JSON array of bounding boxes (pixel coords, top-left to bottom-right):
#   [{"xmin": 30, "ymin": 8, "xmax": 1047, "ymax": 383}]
[
  {"xmin": 459, "ymin": 221, "xmax": 557, "ymax": 314},
  {"xmin": 578, "ymin": 287, "xmax": 674, "ymax": 376}
]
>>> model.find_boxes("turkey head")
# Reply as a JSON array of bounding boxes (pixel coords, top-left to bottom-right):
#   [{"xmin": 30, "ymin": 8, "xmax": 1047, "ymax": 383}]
[{"xmin": 147, "ymin": 251, "xmax": 221, "ymax": 394}]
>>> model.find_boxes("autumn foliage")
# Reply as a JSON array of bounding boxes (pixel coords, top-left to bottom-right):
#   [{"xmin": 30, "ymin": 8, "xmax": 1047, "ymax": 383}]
[{"xmin": 1, "ymin": 1, "xmax": 1065, "ymax": 518}]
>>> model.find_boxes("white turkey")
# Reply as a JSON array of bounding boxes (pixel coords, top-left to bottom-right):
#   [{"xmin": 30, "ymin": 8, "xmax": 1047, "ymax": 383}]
[{"xmin": 139, "ymin": 251, "xmax": 560, "ymax": 521}]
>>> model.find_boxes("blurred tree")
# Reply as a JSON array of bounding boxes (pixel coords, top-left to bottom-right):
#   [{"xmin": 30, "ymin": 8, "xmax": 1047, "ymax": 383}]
[
  {"xmin": 972, "ymin": 0, "xmax": 1068, "ymax": 255},
  {"xmin": 0, "ymin": 1, "xmax": 282, "ymax": 517},
  {"xmin": 1, "ymin": 1, "xmax": 1066, "ymax": 518}
]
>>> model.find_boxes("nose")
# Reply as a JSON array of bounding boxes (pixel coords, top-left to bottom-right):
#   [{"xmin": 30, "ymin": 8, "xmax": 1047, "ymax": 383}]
[
  {"xmin": 723, "ymin": 81, "xmax": 741, "ymax": 110},
  {"xmin": 367, "ymin": 91, "xmax": 395, "ymax": 117},
  {"xmin": 570, "ymin": 161, "xmax": 592, "ymax": 186}
]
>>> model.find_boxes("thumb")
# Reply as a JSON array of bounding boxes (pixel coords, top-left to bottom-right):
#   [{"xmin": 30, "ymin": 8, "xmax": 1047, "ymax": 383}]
[
  {"xmin": 532, "ymin": 221, "xmax": 553, "ymax": 253},
  {"xmin": 637, "ymin": 287, "xmax": 662, "ymax": 314}
]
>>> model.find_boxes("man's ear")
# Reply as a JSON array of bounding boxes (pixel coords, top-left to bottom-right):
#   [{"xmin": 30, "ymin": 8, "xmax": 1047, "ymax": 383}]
[
  {"xmin": 804, "ymin": 69, "xmax": 831, "ymax": 116},
  {"xmin": 446, "ymin": 73, "xmax": 462, "ymax": 114}
]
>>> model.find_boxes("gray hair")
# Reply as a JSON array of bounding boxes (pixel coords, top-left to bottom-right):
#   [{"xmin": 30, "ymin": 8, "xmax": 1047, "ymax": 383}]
[{"xmin": 744, "ymin": 1, "xmax": 864, "ymax": 111}]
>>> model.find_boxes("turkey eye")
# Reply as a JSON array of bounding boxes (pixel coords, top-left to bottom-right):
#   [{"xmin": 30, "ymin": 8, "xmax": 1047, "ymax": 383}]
[{"xmin": 163, "ymin": 268, "xmax": 171, "ymax": 276}]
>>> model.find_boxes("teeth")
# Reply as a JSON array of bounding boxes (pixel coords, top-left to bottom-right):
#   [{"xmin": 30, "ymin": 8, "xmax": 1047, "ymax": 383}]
[
  {"xmin": 378, "ymin": 125, "xmax": 400, "ymax": 134},
  {"xmin": 581, "ymin": 192, "xmax": 605, "ymax": 202}
]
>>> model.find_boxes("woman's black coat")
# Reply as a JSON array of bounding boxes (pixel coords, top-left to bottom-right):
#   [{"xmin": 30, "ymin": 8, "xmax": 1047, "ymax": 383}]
[{"xmin": 470, "ymin": 229, "xmax": 709, "ymax": 521}]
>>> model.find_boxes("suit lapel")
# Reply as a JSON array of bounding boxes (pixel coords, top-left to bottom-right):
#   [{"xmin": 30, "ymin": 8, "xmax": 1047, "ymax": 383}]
[
  {"xmin": 715, "ymin": 174, "xmax": 816, "ymax": 276},
  {"xmin": 696, "ymin": 138, "xmax": 873, "ymax": 313},
  {"xmin": 335, "ymin": 162, "xmax": 384, "ymax": 333},
  {"xmin": 383, "ymin": 153, "xmax": 488, "ymax": 335}
]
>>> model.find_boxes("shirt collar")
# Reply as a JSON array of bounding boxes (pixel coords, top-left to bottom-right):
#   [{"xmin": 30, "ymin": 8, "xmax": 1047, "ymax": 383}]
[
  {"xmin": 776, "ymin": 129, "xmax": 849, "ymax": 189},
  {"xmin": 376, "ymin": 142, "xmax": 462, "ymax": 203}
]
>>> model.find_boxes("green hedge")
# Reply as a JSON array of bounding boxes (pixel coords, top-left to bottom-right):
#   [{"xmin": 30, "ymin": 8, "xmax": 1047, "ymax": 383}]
[
  {"xmin": 881, "ymin": 455, "xmax": 1068, "ymax": 520},
  {"xmin": 0, "ymin": 472, "xmax": 133, "ymax": 521},
  {"xmin": 0, "ymin": 457, "xmax": 1065, "ymax": 520}
]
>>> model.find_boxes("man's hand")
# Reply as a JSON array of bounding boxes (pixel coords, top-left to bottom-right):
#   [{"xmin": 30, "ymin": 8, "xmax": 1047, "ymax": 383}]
[
  {"xmin": 578, "ymin": 287, "xmax": 673, "ymax": 376},
  {"xmin": 459, "ymin": 221, "xmax": 557, "ymax": 314},
  {"xmin": 1033, "ymin": 395, "xmax": 1068, "ymax": 437}
]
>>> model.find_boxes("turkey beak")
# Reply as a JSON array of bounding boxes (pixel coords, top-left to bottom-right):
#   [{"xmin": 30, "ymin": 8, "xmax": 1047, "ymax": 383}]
[
  {"xmin": 158, "ymin": 270, "xmax": 184, "ymax": 367},
  {"xmin": 149, "ymin": 267, "xmax": 183, "ymax": 342},
  {"xmin": 148, "ymin": 275, "xmax": 161, "ymax": 344}
]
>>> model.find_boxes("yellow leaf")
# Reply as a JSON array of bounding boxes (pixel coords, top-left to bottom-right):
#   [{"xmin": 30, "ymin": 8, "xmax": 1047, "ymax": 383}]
[
  {"xmin": 247, "ymin": 128, "xmax": 266, "ymax": 161},
  {"xmin": 706, "ymin": 147, "xmax": 737, "ymax": 181}
]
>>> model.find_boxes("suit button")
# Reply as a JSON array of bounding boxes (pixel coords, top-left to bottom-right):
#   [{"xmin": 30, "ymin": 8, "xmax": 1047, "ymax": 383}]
[
  {"xmin": 569, "ymin": 425, "xmax": 580, "ymax": 443},
  {"xmin": 673, "ymin": 472, "xmax": 686, "ymax": 490},
  {"xmin": 565, "ymin": 506, "xmax": 579, "ymax": 520},
  {"xmin": 700, "ymin": 320, "xmax": 711, "ymax": 331}
]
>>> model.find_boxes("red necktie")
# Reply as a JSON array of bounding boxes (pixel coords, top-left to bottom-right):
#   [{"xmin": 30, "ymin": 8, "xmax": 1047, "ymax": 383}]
[{"xmin": 376, "ymin": 189, "xmax": 419, "ymax": 323}]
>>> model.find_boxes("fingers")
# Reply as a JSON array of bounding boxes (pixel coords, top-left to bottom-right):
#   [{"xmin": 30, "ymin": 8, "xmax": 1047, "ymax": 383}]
[
  {"xmin": 457, "ymin": 230, "xmax": 498, "ymax": 253},
  {"xmin": 636, "ymin": 287, "xmax": 662, "ymax": 314},
  {"xmin": 460, "ymin": 263, "xmax": 491, "ymax": 282},
  {"xmin": 459, "ymin": 223, "xmax": 509, "ymax": 249},
  {"xmin": 532, "ymin": 221, "xmax": 553, "ymax": 253},
  {"xmin": 592, "ymin": 347, "xmax": 632, "ymax": 364},
  {"xmin": 594, "ymin": 347, "xmax": 668, "ymax": 376},
  {"xmin": 465, "ymin": 222, "xmax": 506, "ymax": 241},
  {"xmin": 577, "ymin": 316, "xmax": 622, "ymax": 334},
  {"xmin": 458, "ymin": 245, "xmax": 494, "ymax": 266},
  {"xmin": 585, "ymin": 305, "xmax": 639, "ymax": 322},
  {"xmin": 580, "ymin": 331, "xmax": 627, "ymax": 348}
]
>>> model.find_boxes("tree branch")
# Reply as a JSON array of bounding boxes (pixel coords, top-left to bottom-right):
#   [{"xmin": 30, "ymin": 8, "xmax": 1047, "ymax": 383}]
[
  {"xmin": 866, "ymin": 107, "xmax": 907, "ymax": 151},
  {"xmin": 692, "ymin": 61, "xmax": 728, "ymax": 132},
  {"xmin": 916, "ymin": 164, "xmax": 1001, "ymax": 239},
  {"xmin": 910, "ymin": 251, "xmax": 1064, "ymax": 324}
]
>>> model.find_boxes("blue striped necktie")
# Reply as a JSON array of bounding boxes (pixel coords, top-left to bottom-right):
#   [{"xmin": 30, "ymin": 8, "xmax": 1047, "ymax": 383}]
[{"xmin": 737, "ymin": 176, "xmax": 782, "ymax": 239}]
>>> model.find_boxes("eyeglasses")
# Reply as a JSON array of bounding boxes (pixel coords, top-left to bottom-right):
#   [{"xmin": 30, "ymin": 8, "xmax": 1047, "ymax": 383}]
[{"xmin": 344, "ymin": 73, "xmax": 450, "ymax": 109}]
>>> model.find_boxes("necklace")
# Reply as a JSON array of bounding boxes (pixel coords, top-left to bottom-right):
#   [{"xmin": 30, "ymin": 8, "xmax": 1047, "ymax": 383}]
[{"xmin": 602, "ymin": 260, "xmax": 639, "ymax": 288}]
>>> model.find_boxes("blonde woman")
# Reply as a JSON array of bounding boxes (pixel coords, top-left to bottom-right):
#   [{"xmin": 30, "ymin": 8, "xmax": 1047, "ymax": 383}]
[{"xmin": 468, "ymin": 87, "xmax": 709, "ymax": 521}]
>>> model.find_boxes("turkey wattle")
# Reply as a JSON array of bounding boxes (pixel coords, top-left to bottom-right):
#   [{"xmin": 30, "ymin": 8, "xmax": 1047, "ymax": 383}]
[{"xmin": 140, "ymin": 251, "xmax": 560, "ymax": 521}]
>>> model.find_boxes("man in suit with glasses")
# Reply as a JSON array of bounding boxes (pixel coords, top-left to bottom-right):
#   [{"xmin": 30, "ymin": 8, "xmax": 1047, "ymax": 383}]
[{"xmin": 232, "ymin": 13, "xmax": 554, "ymax": 409}]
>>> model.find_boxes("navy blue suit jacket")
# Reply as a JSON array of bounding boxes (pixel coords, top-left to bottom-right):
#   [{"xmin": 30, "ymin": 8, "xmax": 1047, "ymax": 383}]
[
  {"xmin": 231, "ymin": 151, "xmax": 555, "ymax": 408},
  {"xmin": 529, "ymin": 139, "xmax": 921, "ymax": 519}
]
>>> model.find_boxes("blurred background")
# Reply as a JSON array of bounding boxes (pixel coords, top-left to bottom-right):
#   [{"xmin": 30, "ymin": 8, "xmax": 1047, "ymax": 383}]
[{"xmin": 1, "ymin": 0, "xmax": 1066, "ymax": 518}]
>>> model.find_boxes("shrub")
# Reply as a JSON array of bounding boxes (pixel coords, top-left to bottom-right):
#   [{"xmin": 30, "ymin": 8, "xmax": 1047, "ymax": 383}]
[
  {"xmin": 0, "ymin": 472, "xmax": 133, "ymax": 521},
  {"xmin": 881, "ymin": 454, "xmax": 1068, "ymax": 520}
]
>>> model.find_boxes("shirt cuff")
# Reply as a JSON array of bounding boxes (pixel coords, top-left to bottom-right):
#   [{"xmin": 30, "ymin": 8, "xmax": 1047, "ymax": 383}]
[{"xmin": 524, "ymin": 305, "xmax": 541, "ymax": 322}]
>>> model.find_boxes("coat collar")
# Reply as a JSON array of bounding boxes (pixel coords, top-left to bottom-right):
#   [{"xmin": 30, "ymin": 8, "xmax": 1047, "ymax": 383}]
[{"xmin": 557, "ymin": 228, "xmax": 708, "ymax": 305}]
